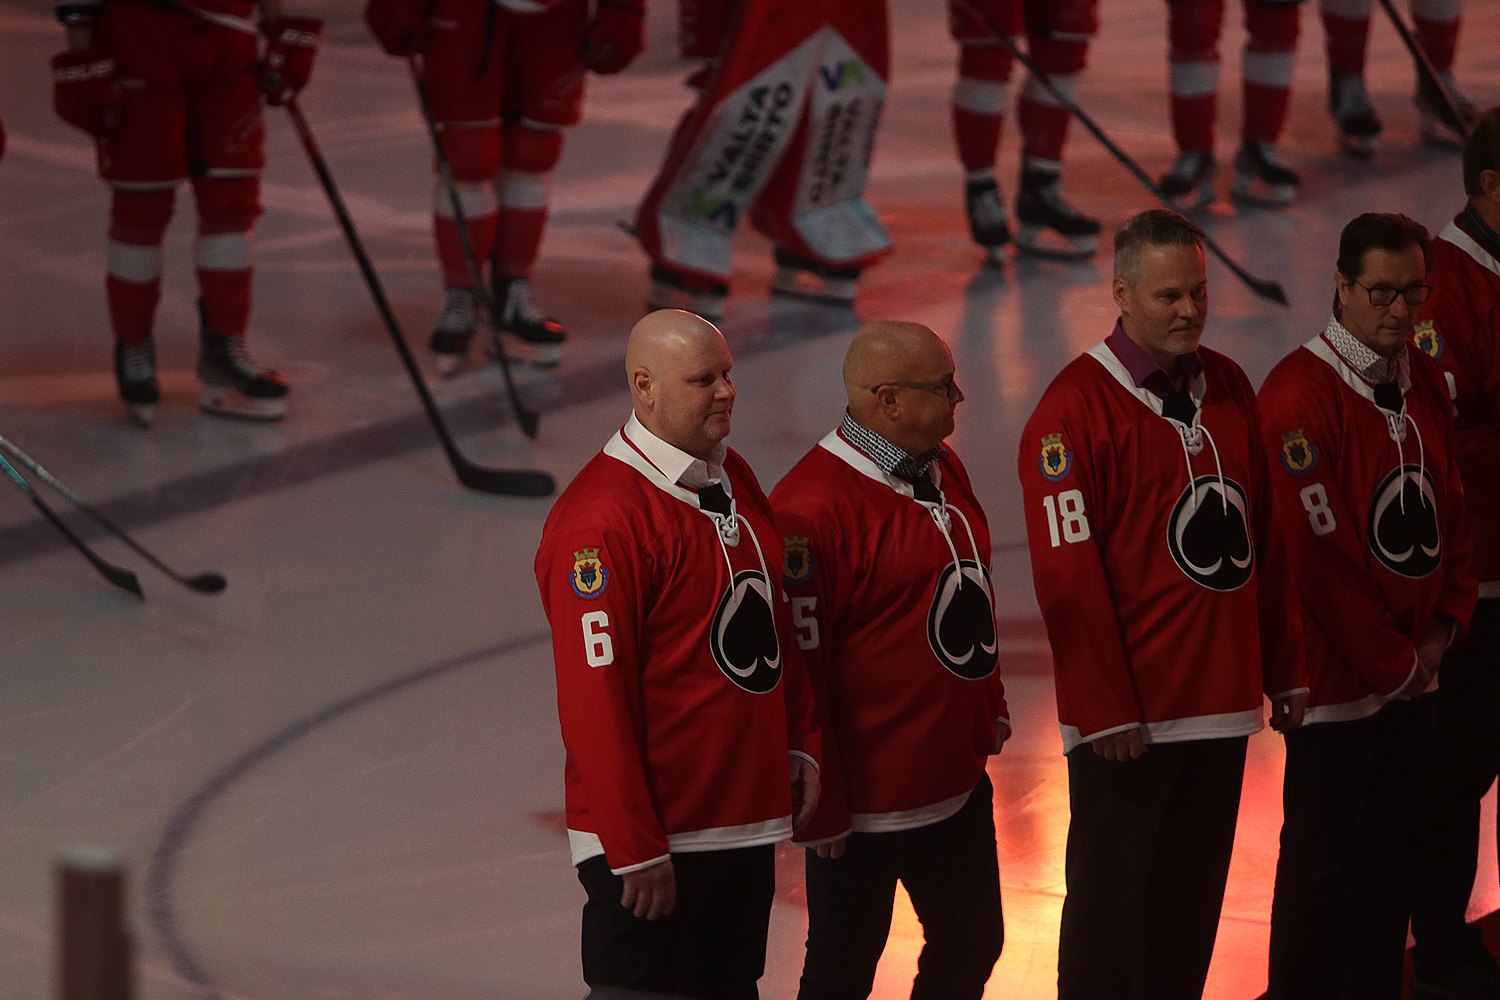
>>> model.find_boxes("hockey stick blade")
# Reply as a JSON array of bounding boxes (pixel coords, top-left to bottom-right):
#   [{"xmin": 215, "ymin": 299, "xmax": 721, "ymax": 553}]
[
  {"xmin": 0, "ymin": 451, "xmax": 142, "ymax": 595},
  {"xmin": 0, "ymin": 433, "xmax": 227, "ymax": 594},
  {"xmin": 948, "ymin": 0, "xmax": 1289, "ymax": 307},
  {"xmin": 282, "ymin": 99, "xmax": 554, "ymax": 497}
]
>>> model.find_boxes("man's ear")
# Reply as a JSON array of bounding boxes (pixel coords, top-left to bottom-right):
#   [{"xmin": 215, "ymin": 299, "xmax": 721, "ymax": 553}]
[
  {"xmin": 630, "ymin": 368, "xmax": 652, "ymax": 408},
  {"xmin": 1112, "ymin": 275, "xmax": 1129, "ymax": 313}
]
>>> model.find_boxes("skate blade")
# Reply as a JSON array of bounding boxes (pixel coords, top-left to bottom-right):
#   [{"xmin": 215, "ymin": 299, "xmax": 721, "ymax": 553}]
[
  {"xmin": 769, "ymin": 269, "xmax": 857, "ymax": 306},
  {"xmin": 124, "ymin": 403, "xmax": 156, "ymax": 429},
  {"xmin": 646, "ymin": 281, "xmax": 726, "ymax": 322},
  {"xmin": 433, "ymin": 350, "xmax": 470, "ymax": 379},
  {"xmin": 488, "ymin": 335, "xmax": 562, "ymax": 370},
  {"xmin": 1162, "ymin": 183, "xmax": 1215, "ymax": 211},
  {"xmin": 1014, "ymin": 225, "xmax": 1097, "ymax": 261},
  {"xmin": 1230, "ymin": 177, "xmax": 1296, "ymax": 207},
  {"xmin": 198, "ymin": 386, "xmax": 286, "ymax": 421}
]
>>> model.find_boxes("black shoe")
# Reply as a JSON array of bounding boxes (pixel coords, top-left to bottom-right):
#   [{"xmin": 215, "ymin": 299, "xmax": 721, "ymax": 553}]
[
  {"xmin": 489, "ymin": 276, "xmax": 564, "ymax": 368},
  {"xmin": 196, "ymin": 303, "xmax": 288, "ymax": 421},
  {"xmin": 964, "ymin": 176, "xmax": 1011, "ymax": 263},
  {"xmin": 430, "ymin": 287, "xmax": 477, "ymax": 376},
  {"xmin": 1014, "ymin": 170, "xmax": 1099, "ymax": 260},
  {"xmin": 114, "ymin": 339, "xmax": 159, "ymax": 428}
]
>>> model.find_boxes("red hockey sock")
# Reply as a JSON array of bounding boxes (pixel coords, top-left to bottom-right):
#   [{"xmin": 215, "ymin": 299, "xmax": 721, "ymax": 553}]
[
  {"xmin": 435, "ymin": 211, "xmax": 498, "ymax": 288},
  {"xmin": 1018, "ymin": 74, "xmax": 1075, "ymax": 167},
  {"xmin": 1412, "ymin": 12, "xmax": 1458, "ymax": 73},
  {"xmin": 106, "ymin": 188, "xmax": 173, "ymax": 345},
  {"xmin": 492, "ymin": 170, "xmax": 548, "ymax": 279},
  {"xmin": 106, "ymin": 273, "xmax": 161, "ymax": 346},
  {"xmin": 1321, "ymin": 12, "xmax": 1369, "ymax": 76}
]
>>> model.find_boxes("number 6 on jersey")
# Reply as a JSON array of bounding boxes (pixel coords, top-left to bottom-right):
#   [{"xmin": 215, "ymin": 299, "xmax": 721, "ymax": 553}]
[
  {"xmin": 582, "ymin": 611, "xmax": 614, "ymax": 667},
  {"xmin": 1042, "ymin": 489, "xmax": 1091, "ymax": 547}
]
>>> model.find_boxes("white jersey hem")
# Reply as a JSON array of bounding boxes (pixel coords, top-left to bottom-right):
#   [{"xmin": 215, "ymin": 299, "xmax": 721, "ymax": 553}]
[
  {"xmin": 568, "ymin": 816, "xmax": 793, "ymax": 870},
  {"xmin": 848, "ymin": 789, "xmax": 972, "ymax": 834},
  {"xmin": 1060, "ymin": 709, "xmax": 1263, "ymax": 754}
]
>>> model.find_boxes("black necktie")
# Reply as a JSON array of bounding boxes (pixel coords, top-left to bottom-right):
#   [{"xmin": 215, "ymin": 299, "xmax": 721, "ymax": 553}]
[
  {"xmin": 1374, "ymin": 380, "xmax": 1403, "ymax": 412},
  {"xmin": 698, "ymin": 481, "xmax": 732, "ymax": 517},
  {"xmin": 911, "ymin": 471, "xmax": 942, "ymax": 504},
  {"xmin": 1162, "ymin": 389, "xmax": 1197, "ymax": 424}
]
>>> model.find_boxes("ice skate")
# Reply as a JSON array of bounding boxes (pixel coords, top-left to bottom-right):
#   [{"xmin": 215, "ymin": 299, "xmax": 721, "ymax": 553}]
[
  {"xmin": 964, "ymin": 175, "xmax": 1011, "ymax": 265},
  {"xmin": 114, "ymin": 339, "xmax": 159, "ymax": 428},
  {"xmin": 1014, "ymin": 171, "xmax": 1099, "ymax": 260},
  {"xmin": 1414, "ymin": 71, "xmax": 1476, "ymax": 150},
  {"xmin": 645, "ymin": 264, "xmax": 728, "ymax": 322},
  {"xmin": 488, "ymin": 276, "xmax": 564, "ymax": 369},
  {"xmin": 769, "ymin": 247, "xmax": 859, "ymax": 305},
  {"xmin": 1230, "ymin": 140, "xmax": 1300, "ymax": 207},
  {"xmin": 196, "ymin": 315, "xmax": 288, "ymax": 422},
  {"xmin": 1159, "ymin": 151, "xmax": 1216, "ymax": 209},
  {"xmin": 1330, "ymin": 73, "xmax": 1382, "ymax": 158},
  {"xmin": 430, "ymin": 287, "xmax": 477, "ymax": 377}
]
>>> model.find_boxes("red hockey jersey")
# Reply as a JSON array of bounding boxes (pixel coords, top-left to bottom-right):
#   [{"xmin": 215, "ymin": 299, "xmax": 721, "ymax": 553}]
[
  {"xmin": 535, "ymin": 418, "xmax": 820, "ymax": 874},
  {"xmin": 772, "ymin": 431, "xmax": 1009, "ymax": 844},
  {"xmin": 1019, "ymin": 342, "xmax": 1307, "ymax": 753},
  {"xmin": 1258, "ymin": 332, "xmax": 1477, "ymax": 722},
  {"xmin": 1416, "ymin": 215, "xmax": 1500, "ymax": 592}
]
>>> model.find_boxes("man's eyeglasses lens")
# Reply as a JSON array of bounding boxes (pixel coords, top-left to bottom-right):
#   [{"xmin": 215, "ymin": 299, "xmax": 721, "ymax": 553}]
[{"xmin": 1356, "ymin": 281, "xmax": 1432, "ymax": 307}]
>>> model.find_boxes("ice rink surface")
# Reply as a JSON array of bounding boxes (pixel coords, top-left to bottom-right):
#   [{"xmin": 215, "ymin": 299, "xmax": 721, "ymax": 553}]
[{"xmin": 1, "ymin": 0, "xmax": 1497, "ymax": 996}]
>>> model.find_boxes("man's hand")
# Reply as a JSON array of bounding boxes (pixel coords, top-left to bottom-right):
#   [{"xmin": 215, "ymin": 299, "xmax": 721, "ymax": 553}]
[
  {"xmin": 790, "ymin": 755, "xmax": 821, "ymax": 830},
  {"xmin": 52, "ymin": 48, "xmax": 121, "ymax": 137},
  {"xmin": 619, "ymin": 860, "xmax": 676, "ymax": 920},
  {"xmin": 1090, "ymin": 727, "xmax": 1145, "ymax": 761},
  {"xmin": 260, "ymin": 16, "xmax": 323, "ymax": 105},
  {"xmin": 992, "ymin": 721, "xmax": 1012, "ymax": 756},
  {"xmin": 584, "ymin": 0, "xmax": 644, "ymax": 74},
  {"xmin": 813, "ymin": 837, "xmax": 846, "ymax": 860},
  {"xmin": 1415, "ymin": 618, "xmax": 1451, "ymax": 680},
  {"xmin": 1270, "ymin": 691, "xmax": 1308, "ymax": 732}
]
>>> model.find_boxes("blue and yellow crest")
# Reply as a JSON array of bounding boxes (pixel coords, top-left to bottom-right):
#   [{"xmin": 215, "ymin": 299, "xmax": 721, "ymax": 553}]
[
  {"xmin": 1039, "ymin": 433, "xmax": 1071, "ymax": 482},
  {"xmin": 1413, "ymin": 319, "xmax": 1443, "ymax": 360},
  {"xmin": 1280, "ymin": 429, "xmax": 1318, "ymax": 476},
  {"xmin": 782, "ymin": 535, "xmax": 814, "ymax": 585},
  {"xmin": 569, "ymin": 547, "xmax": 609, "ymax": 599}
]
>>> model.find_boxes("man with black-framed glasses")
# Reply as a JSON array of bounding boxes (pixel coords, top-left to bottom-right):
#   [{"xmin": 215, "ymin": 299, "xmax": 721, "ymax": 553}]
[
  {"xmin": 1258, "ymin": 212, "xmax": 1477, "ymax": 999},
  {"xmin": 772, "ymin": 320, "xmax": 1010, "ymax": 1000}
]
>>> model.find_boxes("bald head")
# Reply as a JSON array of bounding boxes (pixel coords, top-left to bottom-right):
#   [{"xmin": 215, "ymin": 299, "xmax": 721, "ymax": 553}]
[
  {"xmin": 843, "ymin": 320, "xmax": 961, "ymax": 456},
  {"xmin": 627, "ymin": 309, "xmax": 736, "ymax": 461}
]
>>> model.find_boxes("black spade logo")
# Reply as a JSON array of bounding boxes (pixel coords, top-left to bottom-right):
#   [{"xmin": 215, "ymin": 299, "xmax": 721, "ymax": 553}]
[
  {"xmin": 1367, "ymin": 465, "xmax": 1441, "ymax": 578},
  {"xmin": 710, "ymin": 569, "xmax": 783, "ymax": 693},
  {"xmin": 927, "ymin": 560, "xmax": 999, "ymax": 679},
  {"xmin": 1167, "ymin": 475, "xmax": 1255, "ymax": 591}
]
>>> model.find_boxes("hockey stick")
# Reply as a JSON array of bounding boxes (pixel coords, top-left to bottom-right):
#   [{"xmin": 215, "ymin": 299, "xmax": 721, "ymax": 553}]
[
  {"xmin": 0, "ymin": 451, "xmax": 143, "ymax": 597},
  {"xmin": 1373, "ymin": 0, "xmax": 1469, "ymax": 135},
  {"xmin": 281, "ymin": 98, "xmax": 554, "ymax": 497},
  {"xmin": 948, "ymin": 0, "xmax": 1289, "ymax": 306},
  {"xmin": 0, "ymin": 433, "xmax": 226, "ymax": 594},
  {"xmin": 407, "ymin": 55, "xmax": 537, "ymax": 424}
]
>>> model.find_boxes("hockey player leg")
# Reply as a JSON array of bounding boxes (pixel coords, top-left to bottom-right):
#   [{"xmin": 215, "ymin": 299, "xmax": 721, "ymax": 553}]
[
  {"xmin": 1320, "ymin": 0, "xmax": 1381, "ymax": 155},
  {"xmin": 1409, "ymin": 0, "xmax": 1472, "ymax": 147},
  {"xmin": 1161, "ymin": 0, "xmax": 1224, "ymax": 208},
  {"xmin": 1233, "ymin": 0, "xmax": 1301, "ymax": 206},
  {"xmin": 1014, "ymin": 5, "xmax": 1098, "ymax": 259},
  {"xmin": 191, "ymin": 174, "xmax": 286, "ymax": 421},
  {"xmin": 431, "ymin": 125, "xmax": 501, "ymax": 374},
  {"xmin": 489, "ymin": 119, "xmax": 564, "ymax": 368},
  {"xmin": 107, "ymin": 186, "xmax": 175, "ymax": 427},
  {"xmin": 951, "ymin": 0, "xmax": 1022, "ymax": 262}
]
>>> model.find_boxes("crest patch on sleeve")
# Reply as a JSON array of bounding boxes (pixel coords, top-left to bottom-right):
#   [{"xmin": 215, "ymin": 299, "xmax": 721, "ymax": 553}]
[
  {"xmin": 570, "ymin": 547, "xmax": 609, "ymax": 598},
  {"xmin": 1039, "ymin": 433, "xmax": 1071, "ymax": 482},
  {"xmin": 1412, "ymin": 320, "xmax": 1443, "ymax": 360},
  {"xmin": 1280, "ymin": 429, "xmax": 1318, "ymax": 476},
  {"xmin": 782, "ymin": 535, "xmax": 814, "ymax": 584}
]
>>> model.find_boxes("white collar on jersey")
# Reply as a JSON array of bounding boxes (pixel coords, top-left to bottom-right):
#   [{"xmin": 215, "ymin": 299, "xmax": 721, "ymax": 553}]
[
  {"xmin": 618, "ymin": 413, "xmax": 729, "ymax": 492},
  {"xmin": 818, "ymin": 429, "xmax": 945, "ymax": 499}
]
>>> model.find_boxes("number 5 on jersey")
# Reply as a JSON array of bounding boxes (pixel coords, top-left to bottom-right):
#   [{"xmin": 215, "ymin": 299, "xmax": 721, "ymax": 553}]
[{"xmin": 1042, "ymin": 489, "xmax": 1091, "ymax": 547}]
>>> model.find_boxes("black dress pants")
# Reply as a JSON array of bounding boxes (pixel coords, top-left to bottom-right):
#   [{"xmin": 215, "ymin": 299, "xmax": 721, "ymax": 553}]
[
  {"xmin": 1056, "ymin": 736, "xmax": 1248, "ymax": 1000},
  {"xmin": 1412, "ymin": 598, "xmax": 1500, "ymax": 974},
  {"xmin": 577, "ymin": 844, "xmax": 775, "ymax": 1000},
  {"xmin": 797, "ymin": 775, "xmax": 1004, "ymax": 1000},
  {"xmin": 1266, "ymin": 697, "xmax": 1437, "ymax": 1000}
]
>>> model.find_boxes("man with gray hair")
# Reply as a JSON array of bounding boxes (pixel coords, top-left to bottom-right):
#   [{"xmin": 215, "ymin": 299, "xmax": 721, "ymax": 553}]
[{"xmin": 1018, "ymin": 209, "xmax": 1307, "ymax": 999}]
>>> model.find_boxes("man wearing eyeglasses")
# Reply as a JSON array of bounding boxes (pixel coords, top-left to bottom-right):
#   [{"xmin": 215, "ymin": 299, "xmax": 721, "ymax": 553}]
[
  {"xmin": 771, "ymin": 320, "xmax": 1009, "ymax": 1000},
  {"xmin": 1406, "ymin": 108, "xmax": 1500, "ymax": 1000},
  {"xmin": 1018, "ymin": 209, "xmax": 1308, "ymax": 1000},
  {"xmin": 1257, "ymin": 212, "xmax": 1476, "ymax": 1000}
]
